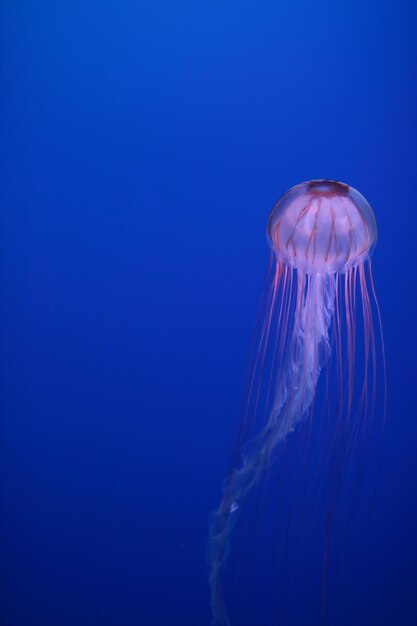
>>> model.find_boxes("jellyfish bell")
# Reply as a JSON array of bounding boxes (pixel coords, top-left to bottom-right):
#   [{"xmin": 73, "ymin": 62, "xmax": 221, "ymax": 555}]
[{"xmin": 267, "ymin": 180, "xmax": 377, "ymax": 274}]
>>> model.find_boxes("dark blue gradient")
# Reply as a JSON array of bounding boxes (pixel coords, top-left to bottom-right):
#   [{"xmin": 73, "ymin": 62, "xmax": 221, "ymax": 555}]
[{"xmin": 1, "ymin": 1, "xmax": 416, "ymax": 625}]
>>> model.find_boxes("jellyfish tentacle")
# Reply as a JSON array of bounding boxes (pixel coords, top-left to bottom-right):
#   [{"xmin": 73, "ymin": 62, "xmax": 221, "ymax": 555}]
[{"xmin": 209, "ymin": 271, "xmax": 335, "ymax": 626}]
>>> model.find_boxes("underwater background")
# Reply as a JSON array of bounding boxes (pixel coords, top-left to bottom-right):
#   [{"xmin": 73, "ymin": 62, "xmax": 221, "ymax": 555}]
[{"xmin": 1, "ymin": 1, "xmax": 416, "ymax": 625}]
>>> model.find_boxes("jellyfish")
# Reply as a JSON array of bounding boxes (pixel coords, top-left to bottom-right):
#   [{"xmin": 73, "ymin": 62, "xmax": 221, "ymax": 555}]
[{"xmin": 208, "ymin": 180, "xmax": 385, "ymax": 625}]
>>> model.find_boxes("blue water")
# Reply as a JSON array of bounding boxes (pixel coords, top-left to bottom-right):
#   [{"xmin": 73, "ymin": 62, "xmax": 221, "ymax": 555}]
[{"xmin": 1, "ymin": 2, "xmax": 416, "ymax": 625}]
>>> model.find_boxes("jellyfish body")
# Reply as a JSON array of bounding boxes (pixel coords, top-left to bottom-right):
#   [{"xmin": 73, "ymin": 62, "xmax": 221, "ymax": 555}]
[{"xmin": 209, "ymin": 180, "xmax": 383, "ymax": 626}]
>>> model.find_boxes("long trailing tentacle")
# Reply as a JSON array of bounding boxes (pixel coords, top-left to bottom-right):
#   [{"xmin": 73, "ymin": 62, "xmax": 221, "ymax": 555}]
[{"xmin": 208, "ymin": 269, "xmax": 335, "ymax": 625}]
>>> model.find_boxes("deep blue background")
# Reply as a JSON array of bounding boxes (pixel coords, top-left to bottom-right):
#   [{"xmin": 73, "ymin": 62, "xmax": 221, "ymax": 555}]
[{"xmin": 1, "ymin": 1, "xmax": 416, "ymax": 625}]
